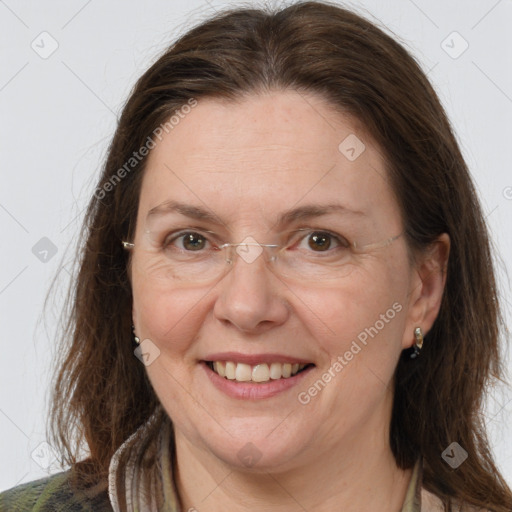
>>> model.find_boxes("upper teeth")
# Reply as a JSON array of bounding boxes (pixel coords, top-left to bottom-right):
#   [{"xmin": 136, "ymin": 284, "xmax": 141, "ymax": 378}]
[{"xmin": 211, "ymin": 361, "xmax": 307, "ymax": 382}]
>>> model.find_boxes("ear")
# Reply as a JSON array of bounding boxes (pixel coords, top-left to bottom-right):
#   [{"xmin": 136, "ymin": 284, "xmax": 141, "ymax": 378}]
[{"xmin": 402, "ymin": 233, "xmax": 450, "ymax": 349}]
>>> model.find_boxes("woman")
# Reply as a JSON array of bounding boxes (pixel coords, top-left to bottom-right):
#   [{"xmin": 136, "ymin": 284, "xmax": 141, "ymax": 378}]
[{"xmin": 1, "ymin": 1, "xmax": 510, "ymax": 510}]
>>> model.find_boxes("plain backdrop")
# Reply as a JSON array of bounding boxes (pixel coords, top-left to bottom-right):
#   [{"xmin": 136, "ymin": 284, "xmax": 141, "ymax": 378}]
[{"xmin": 1, "ymin": 0, "xmax": 511, "ymax": 492}]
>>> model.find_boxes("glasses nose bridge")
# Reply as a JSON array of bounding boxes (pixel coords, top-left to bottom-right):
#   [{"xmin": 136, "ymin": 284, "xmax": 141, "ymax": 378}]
[{"xmin": 219, "ymin": 241, "xmax": 280, "ymax": 268}]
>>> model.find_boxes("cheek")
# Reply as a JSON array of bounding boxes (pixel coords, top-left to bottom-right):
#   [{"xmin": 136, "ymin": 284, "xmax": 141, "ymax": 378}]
[
  {"xmin": 295, "ymin": 265, "xmax": 407, "ymax": 365},
  {"xmin": 132, "ymin": 274, "xmax": 209, "ymax": 353}
]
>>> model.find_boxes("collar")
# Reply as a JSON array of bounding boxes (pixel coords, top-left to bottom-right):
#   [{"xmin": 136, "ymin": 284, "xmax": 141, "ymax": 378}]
[{"xmin": 401, "ymin": 458, "xmax": 422, "ymax": 511}]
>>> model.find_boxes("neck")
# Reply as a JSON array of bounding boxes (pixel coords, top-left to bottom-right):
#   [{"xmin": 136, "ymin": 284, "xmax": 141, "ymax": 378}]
[{"xmin": 174, "ymin": 418, "xmax": 413, "ymax": 511}]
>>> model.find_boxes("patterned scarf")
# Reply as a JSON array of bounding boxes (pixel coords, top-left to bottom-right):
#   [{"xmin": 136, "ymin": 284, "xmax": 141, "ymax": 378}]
[{"xmin": 108, "ymin": 406, "xmax": 179, "ymax": 511}]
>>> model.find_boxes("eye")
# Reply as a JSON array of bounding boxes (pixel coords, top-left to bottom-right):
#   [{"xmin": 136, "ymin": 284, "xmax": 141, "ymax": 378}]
[
  {"xmin": 294, "ymin": 230, "xmax": 349, "ymax": 252},
  {"xmin": 164, "ymin": 231, "xmax": 211, "ymax": 252}
]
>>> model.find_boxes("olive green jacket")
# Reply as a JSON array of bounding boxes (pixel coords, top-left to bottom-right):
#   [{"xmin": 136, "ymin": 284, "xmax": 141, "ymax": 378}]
[{"xmin": 0, "ymin": 470, "xmax": 111, "ymax": 511}]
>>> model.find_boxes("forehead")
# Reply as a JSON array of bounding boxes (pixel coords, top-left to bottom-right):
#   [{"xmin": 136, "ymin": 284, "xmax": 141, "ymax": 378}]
[{"xmin": 138, "ymin": 90, "xmax": 401, "ymax": 232}]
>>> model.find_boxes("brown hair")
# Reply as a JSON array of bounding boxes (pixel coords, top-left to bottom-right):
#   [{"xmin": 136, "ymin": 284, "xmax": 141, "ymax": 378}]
[{"xmin": 48, "ymin": 1, "xmax": 512, "ymax": 509}]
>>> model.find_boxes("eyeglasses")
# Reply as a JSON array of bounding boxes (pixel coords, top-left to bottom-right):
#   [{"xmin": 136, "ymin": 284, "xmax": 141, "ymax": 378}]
[{"xmin": 122, "ymin": 228, "xmax": 403, "ymax": 284}]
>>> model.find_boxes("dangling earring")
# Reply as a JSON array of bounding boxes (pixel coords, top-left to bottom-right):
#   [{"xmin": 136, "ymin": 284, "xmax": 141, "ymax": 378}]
[
  {"xmin": 410, "ymin": 327, "xmax": 423, "ymax": 359},
  {"xmin": 132, "ymin": 325, "xmax": 140, "ymax": 345}
]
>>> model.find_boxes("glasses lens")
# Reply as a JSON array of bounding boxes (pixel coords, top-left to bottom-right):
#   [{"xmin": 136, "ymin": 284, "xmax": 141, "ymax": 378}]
[
  {"xmin": 136, "ymin": 215, "xmax": 230, "ymax": 283},
  {"xmin": 270, "ymin": 232, "xmax": 402, "ymax": 281},
  {"xmin": 270, "ymin": 252, "xmax": 355, "ymax": 281},
  {"xmin": 135, "ymin": 214, "xmax": 402, "ymax": 284}
]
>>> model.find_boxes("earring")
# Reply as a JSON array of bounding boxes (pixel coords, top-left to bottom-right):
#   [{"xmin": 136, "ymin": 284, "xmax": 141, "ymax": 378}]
[
  {"xmin": 132, "ymin": 325, "xmax": 140, "ymax": 345},
  {"xmin": 410, "ymin": 327, "xmax": 423, "ymax": 359}
]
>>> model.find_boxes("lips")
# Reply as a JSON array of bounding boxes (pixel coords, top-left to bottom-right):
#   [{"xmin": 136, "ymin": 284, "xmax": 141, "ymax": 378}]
[
  {"xmin": 202, "ymin": 358, "xmax": 315, "ymax": 400},
  {"xmin": 200, "ymin": 351, "xmax": 316, "ymax": 400}
]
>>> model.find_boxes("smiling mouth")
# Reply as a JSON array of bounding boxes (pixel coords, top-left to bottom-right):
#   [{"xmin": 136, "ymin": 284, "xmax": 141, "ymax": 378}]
[{"xmin": 205, "ymin": 361, "xmax": 315, "ymax": 383}]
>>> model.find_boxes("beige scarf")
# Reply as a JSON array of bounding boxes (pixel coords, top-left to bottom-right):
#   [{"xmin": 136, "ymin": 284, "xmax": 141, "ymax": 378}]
[{"xmin": 108, "ymin": 405, "xmax": 179, "ymax": 511}]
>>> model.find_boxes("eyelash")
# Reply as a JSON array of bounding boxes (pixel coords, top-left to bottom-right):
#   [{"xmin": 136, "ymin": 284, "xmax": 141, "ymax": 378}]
[{"xmin": 161, "ymin": 228, "xmax": 351, "ymax": 253}]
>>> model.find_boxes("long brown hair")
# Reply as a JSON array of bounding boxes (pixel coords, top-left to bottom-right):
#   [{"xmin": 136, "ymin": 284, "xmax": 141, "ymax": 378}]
[{"xmin": 47, "ymin": 1, "xmax": 512, "ymax": 509}]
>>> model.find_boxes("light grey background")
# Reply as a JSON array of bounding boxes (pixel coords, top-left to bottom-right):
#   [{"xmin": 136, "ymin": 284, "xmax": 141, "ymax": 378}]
[{"xmin": 1, "ymin": 0, "xmax": 511, "ymax": 492}]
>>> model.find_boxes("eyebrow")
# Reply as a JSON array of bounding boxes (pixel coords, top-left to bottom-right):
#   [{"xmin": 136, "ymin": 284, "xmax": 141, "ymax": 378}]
[{"xmin": 146, "ymin": 200, "xmax": 365, "ymax": 227}]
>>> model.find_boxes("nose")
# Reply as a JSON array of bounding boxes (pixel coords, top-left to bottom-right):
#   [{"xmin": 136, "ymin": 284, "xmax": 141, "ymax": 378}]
[{"xmin": 213, "ymin": 247, "xmax": 289, "ymax": 333}]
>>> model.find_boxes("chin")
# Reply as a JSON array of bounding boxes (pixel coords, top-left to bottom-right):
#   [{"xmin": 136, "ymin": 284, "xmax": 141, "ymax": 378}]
[{"xmin": 191, "ymin": 420, "xmax": 311, "ymax": 473}]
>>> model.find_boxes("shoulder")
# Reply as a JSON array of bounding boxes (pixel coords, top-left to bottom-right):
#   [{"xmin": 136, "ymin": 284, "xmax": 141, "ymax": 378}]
[
  {"xmin": 421, "ymin": 488, "xmax": 445, "ymax": 511},
  {"xmin": 0, "ymin": 470, "xmax": 112, "ymax": 512},
  {"xmin": 421, "ymin": 488, "xmax": 492, "ymax": 512}
]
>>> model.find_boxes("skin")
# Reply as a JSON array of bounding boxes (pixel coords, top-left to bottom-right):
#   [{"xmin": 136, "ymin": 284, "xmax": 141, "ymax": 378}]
[{"xmin": 130, "ymin": 90, "xmax": 450, "ymax": 511}]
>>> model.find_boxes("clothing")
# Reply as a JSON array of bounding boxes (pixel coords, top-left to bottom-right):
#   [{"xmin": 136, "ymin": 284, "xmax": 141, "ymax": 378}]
[
  {"xmin": 0, "ymin": 407, "xmax": 442, "ymax": 511},
  {"xmin": 0, "ymin": 469, "xmax": 111, "ymax": 512}
]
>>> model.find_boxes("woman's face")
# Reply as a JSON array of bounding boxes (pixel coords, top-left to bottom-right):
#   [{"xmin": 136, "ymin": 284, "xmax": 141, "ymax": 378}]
[{"xmin": 130, "ymin": 90, "xmax": 436, "ymax": 471}]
